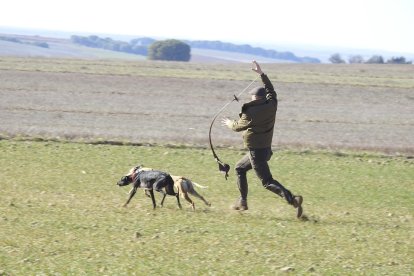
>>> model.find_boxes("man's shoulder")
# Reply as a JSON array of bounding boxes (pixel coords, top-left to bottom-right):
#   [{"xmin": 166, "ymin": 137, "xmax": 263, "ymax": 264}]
[{"xmin": 241, "ymin": 101, "xmax": 259, "ymax": 113}]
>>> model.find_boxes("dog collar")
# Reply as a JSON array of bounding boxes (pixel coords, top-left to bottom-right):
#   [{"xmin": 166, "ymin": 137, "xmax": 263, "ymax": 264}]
[
  {"xmin": 131, "ymin": 169, "xmax": 145, "ymax": 183},
  {"xmin": 131, "ymin": 171, "xmax": 138, "ymax": 183}
]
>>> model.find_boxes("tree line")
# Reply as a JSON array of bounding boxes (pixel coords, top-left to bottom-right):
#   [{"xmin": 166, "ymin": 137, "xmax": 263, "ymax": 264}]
[
  {"xmin": 0, "ymin": 36, "xmax": 49, "ymax": 48},
  {"xmin": 329, "ymin": 53, "xmax": 412, "ymax": 64},
  {"xmin": 70, "ymin": 35, "xmax": 321, "ymax": 63},
  {"xmin": 70, "ymin": 35, "xmax": 151, "ymax": 56},
  {"xmin": 184, "ymin": 40, "xmax": 320, "ymax": 63},
  {"xmin": 71, "ymin": 35, "xmax": 190, "ymax": 61}
]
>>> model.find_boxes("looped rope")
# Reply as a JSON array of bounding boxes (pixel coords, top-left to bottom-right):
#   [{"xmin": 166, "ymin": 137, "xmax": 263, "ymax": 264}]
[{"xmin": 208, "ymin": 76, "xmax": 259, "ymax": 180}]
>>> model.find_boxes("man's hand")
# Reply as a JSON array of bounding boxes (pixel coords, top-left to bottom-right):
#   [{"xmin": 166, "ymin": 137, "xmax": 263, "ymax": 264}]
[
  {"xmin": 221, "ymin": 117, "xmax": 233, "ymax": 128},
  {"xmin": 251, "ymin": 60, "xmax": 263, "ymax": 75}
]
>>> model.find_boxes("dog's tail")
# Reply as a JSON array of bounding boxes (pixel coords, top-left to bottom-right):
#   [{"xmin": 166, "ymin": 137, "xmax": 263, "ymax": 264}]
[{"xmin": 192, "ymin": 182, "xmax": 208, "ymax": 189}]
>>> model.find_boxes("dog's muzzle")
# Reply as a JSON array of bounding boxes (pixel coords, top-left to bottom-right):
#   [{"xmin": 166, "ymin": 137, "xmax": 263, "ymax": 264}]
[{"xmin": 117, "ymin": 176, "xmax": 132, "ymax": 186}]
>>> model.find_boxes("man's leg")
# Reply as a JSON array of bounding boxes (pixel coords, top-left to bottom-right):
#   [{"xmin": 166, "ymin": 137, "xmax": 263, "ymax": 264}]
[
  {"xmin": 266, "ymin": 180, "xmax": 303, "ymax": 218},
  {"xmin": 249, "ymin": 148, "xmax": 302, "ymax": 216},
  {"xmin": 233, "ymin": 152, "xmax": 252, "ymax": 210}
]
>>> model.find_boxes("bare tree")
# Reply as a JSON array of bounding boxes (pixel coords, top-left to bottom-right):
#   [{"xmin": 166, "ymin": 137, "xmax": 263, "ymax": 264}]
[
  {"xmin": 387, "ymin": 56, "xmax": 412, "ymax": 64},
  {"xmin": 348, "ymin": 55, "xmax": 364, "ymax": 64},
  {"xmin": 329, "ymin": 53, "xmax": 346, "ymax": 64},
  {"xmin": 365, "ymin": 55, "xmax": 384, "ymax": 64}
]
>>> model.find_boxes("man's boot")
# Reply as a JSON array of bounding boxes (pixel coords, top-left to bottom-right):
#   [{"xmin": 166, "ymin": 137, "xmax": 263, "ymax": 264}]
[
  {"xmin": 233, "ymin": 167, "xmax": 248, "ymax": 211},
  {"xmin": 292, "ymin": 195, "xmax": 303, "ymax": 218},
  {"xmin": 231, "ymin": 198, "xmax": 248, "ymax": 211},
  {"xmin": 265, "ymin": 182, "xmax": 304, "ymax": 218}
]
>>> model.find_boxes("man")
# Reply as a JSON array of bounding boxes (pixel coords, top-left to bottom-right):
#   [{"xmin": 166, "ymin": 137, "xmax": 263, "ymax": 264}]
[{"xmin": 221, "ymin": 60, "xmax": 303, "ymax": 218}]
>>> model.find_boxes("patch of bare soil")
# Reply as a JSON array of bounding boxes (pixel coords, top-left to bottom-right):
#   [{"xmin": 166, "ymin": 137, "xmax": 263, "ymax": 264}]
[{"xmin": 1, "ymin": 70, "xmax": 413, "ymax": 154}]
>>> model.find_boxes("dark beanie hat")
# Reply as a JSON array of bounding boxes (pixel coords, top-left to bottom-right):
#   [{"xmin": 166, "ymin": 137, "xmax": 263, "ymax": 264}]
[{"xmin": 249, "ymin": 87, "xmax": 266, "ymax": 97}]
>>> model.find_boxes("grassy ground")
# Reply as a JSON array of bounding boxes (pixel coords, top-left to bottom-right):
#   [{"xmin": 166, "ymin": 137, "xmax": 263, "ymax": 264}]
[{"xmin": 0, "ymin": 139, "xmax": 413, "ymax": 275}]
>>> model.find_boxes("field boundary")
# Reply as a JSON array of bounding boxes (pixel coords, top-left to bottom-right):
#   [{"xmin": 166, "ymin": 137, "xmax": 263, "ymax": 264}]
[{"xmin": 2, "ymin": 134, "xmax": 413, "ymax": 160}]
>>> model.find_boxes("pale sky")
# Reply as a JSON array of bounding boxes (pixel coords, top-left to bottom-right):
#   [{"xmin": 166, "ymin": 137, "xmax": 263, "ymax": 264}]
[{"xmin": 1, "ymin": 0, "xmax": 413, "ymax": 53}]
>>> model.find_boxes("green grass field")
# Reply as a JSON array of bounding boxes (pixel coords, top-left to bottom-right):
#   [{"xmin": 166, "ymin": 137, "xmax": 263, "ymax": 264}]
[{"xmin": 1, "ymin": 139, "xmax": 413, "ymax": 275}]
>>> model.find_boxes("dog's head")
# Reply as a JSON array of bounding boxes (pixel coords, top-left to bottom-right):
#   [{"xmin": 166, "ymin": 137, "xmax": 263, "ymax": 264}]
[
  {"xmin": 116, "ymin": 165, "xmax": 143, "ymax": 186},
  {"xmin": 117, "ymin": 175, "xmax": 133, "ymax": 186}
]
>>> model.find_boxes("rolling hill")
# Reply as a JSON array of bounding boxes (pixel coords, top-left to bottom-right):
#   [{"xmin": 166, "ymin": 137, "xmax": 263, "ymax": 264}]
[{"xmin": 0, "ymin": 33, "xmax": 303, "ymax": 63}]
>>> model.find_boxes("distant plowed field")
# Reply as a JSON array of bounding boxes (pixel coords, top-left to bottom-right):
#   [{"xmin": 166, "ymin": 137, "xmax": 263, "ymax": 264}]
[{"xmin": 1, "ymin": 58, "xmax": 413, "ymax": 154}]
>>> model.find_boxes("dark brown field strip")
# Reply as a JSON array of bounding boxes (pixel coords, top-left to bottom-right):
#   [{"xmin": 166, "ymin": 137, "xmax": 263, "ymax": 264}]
[{"xmin": 2, "ymin": 106, "xmax": 211, "ymax": 119}]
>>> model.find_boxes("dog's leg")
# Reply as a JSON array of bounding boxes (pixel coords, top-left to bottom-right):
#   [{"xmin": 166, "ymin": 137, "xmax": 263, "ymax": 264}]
[
  {"xmin": 124, "ymin": 187, "xmax": 138, "ymax": 207},
  {"xmin": 159, "ymin": 190, "xmax": 167, "ymax": 207},
  {"xmin": 153, "ymin": 176, "xmax": 168, "ymax": 207},
  {"xmin": 186, "ymin": 179, "xmax": 211, "ymax": 207},
  {"xmin": 172, "ymin": 184, "xmax": 183, "ymax": 210},
  {"xmin": 148, "ymin": 189, "xmax": 156, "ymax": 209},
  {"xmin": 182, "ymin": 192, "xmax": 195, "ymax": 211},
  {"xmin": 176, "ymin": 192, "xmax": 182, "ymax": 209},
  {"xmin": 191, "ymin": 191, "xmax": 211, "ymax": 207}
]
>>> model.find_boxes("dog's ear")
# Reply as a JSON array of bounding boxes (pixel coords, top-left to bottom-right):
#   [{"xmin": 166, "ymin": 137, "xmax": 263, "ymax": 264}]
[{"xmin": 128, "ymin": 167, "xmax": 136, "ymax": 175}]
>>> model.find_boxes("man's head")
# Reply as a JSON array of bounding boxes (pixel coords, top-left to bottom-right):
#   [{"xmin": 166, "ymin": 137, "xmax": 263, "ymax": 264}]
[{"xmin": 249, "ymin": 86, "xmax": 265, "ymax": 100}]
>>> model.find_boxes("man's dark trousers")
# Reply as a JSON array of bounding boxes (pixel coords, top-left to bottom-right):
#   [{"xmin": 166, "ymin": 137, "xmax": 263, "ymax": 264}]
[{"xmin": 235, "ymin": 147, "xmax": 294, "ymax": 204}]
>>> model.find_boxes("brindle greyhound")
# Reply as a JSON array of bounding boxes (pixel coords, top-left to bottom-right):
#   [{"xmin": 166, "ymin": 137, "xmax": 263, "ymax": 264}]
[
  {"xmin": 118, "ymin": 166, "xmax": 211, "ymax": 210},
  {"xmin": 170, "ymin": 175, "xmax": 211, "ymax": 211},
  {"xmin": 116, "ymin": 166, "xmax": 181, "ymax": 209}
]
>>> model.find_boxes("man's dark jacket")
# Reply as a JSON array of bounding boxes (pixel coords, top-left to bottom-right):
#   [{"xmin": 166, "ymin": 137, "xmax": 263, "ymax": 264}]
[{"xmin": 230, "ymin": 73, "xmax": 277, "ymax": 149}]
